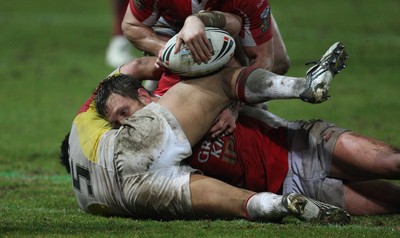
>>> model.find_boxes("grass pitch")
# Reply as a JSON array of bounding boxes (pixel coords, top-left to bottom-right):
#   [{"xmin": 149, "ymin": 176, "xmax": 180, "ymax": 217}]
[{"xmin": 0, "ymin": 0, "xmax": 399, "ymax": 237}]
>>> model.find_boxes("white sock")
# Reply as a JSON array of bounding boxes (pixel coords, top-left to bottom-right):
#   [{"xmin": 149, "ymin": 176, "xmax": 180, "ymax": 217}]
[
  {"xmin": 243, "ymin": 69, "xmax": 308, "ymax": 103},
  {"xmin": 245, "ymin": 192, "xmax": 289, "ymax": 221}
]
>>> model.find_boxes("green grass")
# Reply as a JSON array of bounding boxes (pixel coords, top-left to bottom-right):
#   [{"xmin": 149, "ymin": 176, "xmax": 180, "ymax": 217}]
[{"xmin": 0, "ymin": 0, "xmax": 399, "ymax": 237}]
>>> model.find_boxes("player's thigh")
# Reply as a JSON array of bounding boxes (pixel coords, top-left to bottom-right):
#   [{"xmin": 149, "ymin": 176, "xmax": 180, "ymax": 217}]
[
  {"xmin": 332, "ymin": 132, "xmax": 400, "ymax": 180},
  {"xmin": 158, "ymin": 71, "xmax": 240, "ymax": 145},
  {"xmin": 121, "ymin": 166, "xmax": 196, "ymax": 220},
  {"xmin": 190, "ymin": 173, "xmax": 254, "ymax": 218}
]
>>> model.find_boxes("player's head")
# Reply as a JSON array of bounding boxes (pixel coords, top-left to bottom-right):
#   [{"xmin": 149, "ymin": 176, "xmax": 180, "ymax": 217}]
[
  {"xmin": 59, "ymin": 132, "xmax": 71, "ymax": 174},
  {"xmin": 95, "ymin": 74, "xmax": 155, "ymax": 127}
]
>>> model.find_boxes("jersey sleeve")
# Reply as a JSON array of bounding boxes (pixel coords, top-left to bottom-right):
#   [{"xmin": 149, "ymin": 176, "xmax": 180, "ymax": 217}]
[
  {"xmin": 219, "ymin": 0, "xmax": 273, "ymax": 46},
  {"xmin": 242, "ymin": 2, "xmax": 273, "ymax": 46},
  {"xmin": 128, "ymin": 0, "xmax": 161, "ymax": 26},
  {"xmin": 153, "ymin": 72, "xmax": 181, "ymax": 97}
]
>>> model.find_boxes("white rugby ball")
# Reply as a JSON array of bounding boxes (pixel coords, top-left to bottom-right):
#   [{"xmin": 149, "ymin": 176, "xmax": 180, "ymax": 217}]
[{"xmin": 161, "ymin": 27, "xmax": 235, "ymax": 77}]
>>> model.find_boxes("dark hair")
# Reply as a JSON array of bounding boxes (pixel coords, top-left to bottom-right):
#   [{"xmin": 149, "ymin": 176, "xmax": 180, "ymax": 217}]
[
  {"xmin": 95, "ymin": 74, "xmax": 153, "ymax": 118},
  {"xmin": 60, "ymin": 75, "xmax": 152, "ymax": 173},
  {"xmin": 59, "ymin": 132, "xmax": 71, "ymax": 174}
]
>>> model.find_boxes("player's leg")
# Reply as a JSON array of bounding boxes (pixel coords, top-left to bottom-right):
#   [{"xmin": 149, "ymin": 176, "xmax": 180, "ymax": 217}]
[
  {"xmin": 233, "ymin": 42, "xmax": 348, "ymax": 104},
  {"xmin": 330, "ymin": 132, "xmax": 400, "ymax": 213},
  {"xmin": 343, "ymin": 180, "xmax": 400, "ymax": 215},
  {"xmin": 189, "ymin": 174, "xmax": 351, "ymax": 224},
  {"xmin": 330, "ymin": 132, "xmax": 400, "ymax": 180},
  {"xmin": 330, "ymin": 132, "xmax": 400, "ymax": 214},
  {"xmin": 159, "ymin": 73, "xmax": 233, "ymax": 146},
  {"xmin": 282, "ymin": 119, "xmax": 400, "ymax": 215},
  {"xmin": 189, "ymin": 173, "xmax": 254, "ymax": 218},
  {"xmin": 270, "ymin": 14, "xmax": 290, "ymax": 75},
  {"xmin": 159, "ymin": 42, "xmax": 348, "ymax": 146}
]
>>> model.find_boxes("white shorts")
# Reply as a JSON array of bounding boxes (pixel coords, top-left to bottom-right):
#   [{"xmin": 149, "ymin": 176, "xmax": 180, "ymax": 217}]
[
  {"xmin": 114, "ymin": 103, "xmax": 198, "ymax": 219},
  {"xmin": 282, "ymin": 120, "xmax": 348, "ymax": 208}
]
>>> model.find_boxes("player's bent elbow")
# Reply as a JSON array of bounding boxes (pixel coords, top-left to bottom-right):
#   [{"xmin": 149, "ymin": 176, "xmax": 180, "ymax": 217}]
[{"xmin": 121, "ymin": 22, "xmax": 133, "ymax": 41}]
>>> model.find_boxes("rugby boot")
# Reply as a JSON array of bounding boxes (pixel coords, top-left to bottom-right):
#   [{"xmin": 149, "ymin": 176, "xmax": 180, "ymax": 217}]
[
  {"xmin": 300, "ymin": 42, "xmax": 349, "ymax": 103},
  {"xmin": 282, "ymin": 193, "xmax": 351, "ymax": 225}
]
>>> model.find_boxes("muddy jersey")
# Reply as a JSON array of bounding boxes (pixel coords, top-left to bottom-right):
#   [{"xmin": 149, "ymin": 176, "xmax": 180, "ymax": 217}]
[
  {"xmin": 68, "ymin": 68, "xmax": 134, "ymax": 216},
  {"xmin": 69, "ymin": 100, "xmax": 133, "ymax": 216},
  {"xmin": 128, "ymin": 0, "xmax": 272, "ymax": 47},
  {"xmin": 70, "ymin": 64, "xmax": 200, "ymax": 218}
]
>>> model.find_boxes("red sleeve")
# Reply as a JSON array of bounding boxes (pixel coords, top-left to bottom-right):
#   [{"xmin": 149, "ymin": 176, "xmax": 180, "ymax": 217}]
[
  {"xmin": 218, "ymin": 0, "xmax": 273, "ymax": 46},
  {"xmin": 77, "ymin": 84, "xmax": 102, "ymax": 114},
  {"xmin": 153, "ymin": 72, "xmax": 181, "ymax": 97},
  {"xmin": 129, "ymin": 0, "xmax": 161, "ymax": 25},
  {"xmin": 77, "ymin": 94, "xmax": 95, "ymax": 114},
  {"xmin": 248, "ymin": 2, "xmax": 273, "ymax": 45}
]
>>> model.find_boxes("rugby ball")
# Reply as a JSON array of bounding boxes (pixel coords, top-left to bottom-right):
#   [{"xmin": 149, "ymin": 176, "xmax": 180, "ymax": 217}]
[{"xmin": 161, "ymin": 27, "xmax": 235, "ymax": 77}]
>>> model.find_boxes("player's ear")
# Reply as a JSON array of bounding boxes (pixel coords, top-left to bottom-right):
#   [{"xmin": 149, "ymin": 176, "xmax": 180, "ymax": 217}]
[{"xmin": 137, "ymin": 88, "xmax": 151, "ymax": 104}]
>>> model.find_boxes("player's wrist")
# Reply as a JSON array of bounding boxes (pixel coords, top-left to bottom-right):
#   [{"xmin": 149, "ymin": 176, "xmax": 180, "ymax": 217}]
[{"xmin": 195, "ymin": 10, "xmax": 226, "ymax": 29}]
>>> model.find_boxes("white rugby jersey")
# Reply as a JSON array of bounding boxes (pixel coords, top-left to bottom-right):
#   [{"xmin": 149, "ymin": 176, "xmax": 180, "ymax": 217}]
[{"xmin": 68, "ymin": 102, "xmax": 133, "ymax": 217}]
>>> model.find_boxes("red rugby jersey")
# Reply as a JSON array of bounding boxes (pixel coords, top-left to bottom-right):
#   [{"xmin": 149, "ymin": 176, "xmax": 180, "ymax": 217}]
[
  {"xmin": 128, "ymin": 0, "xmax": 273, "ymax": 46},
  {"xmin": 189, "ymin": 115, "xmax": 288, "ymax": 193}
]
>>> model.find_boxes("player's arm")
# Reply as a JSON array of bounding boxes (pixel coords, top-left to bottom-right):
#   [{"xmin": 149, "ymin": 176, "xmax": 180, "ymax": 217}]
[
  {"xmin": 228, "ymin": 1, "xmax": 275, "ymax": 71},
  {"xmin": 121, "ymin": 5, "xmax": 168, "ymax": 56},
  {"xmin": 79, "ymin": 57, "xmax": 162, "ymax": 114},
  {"xmin": 209, "ymin": 101, "xmax": 242, "ymax": 138},
  {"xmin": 242, "ymin": 14, "xmax": 290, "ymax": 73},
  {"xmin": 120, "ymin": 56, "xmax": 163, "ymax": 81}
]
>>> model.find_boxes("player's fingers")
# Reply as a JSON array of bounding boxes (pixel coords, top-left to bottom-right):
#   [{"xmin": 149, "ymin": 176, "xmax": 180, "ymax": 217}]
[
  {"xmin": 187, "ymin": 41, "xmax": 204, "ymax": 64},
  {"xmin": 174, "ymin": 37, "xmax": 183, "ymax": 54},
  {"xmin": 201, "ymin": 33, "xmax": 213, "ymax": 58},
  {"xmin": 211, "ymin": 129, "xmax": 224, "ymax": 138},
  {"xmin": 210, "ymin": 120, "xmax": 229, "ymax": 138},
  {"xmin": 155, "ymin": 58, "xmax": 163, "ymax": 69},
  {"xmin": 192, "ymin": 32, "xmax": 213, "ymax": 63},
  {"xmin": 224, "ymin": 123, "xmax": 236, "ymax": 135},
  {"xmin": 155, "ymin": 50, "xmax": 165, "ymax": 69},
  {"xmin": 193, "ymin": 39, "xmax": 211, "ymax": 64}
]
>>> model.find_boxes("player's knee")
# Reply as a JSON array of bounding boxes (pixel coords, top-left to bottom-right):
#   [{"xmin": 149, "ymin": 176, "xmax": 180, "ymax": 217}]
[
  {"xmin": 272, "ymin": 56, "xmax": 291, "ymax": 75},
  {"xmin": 372, "ymin": 145, "xmax": 400, "ymax": 179},
  {"xmin": 391, "ymin": 150, "xmax": 400, "ymax": 177}
]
